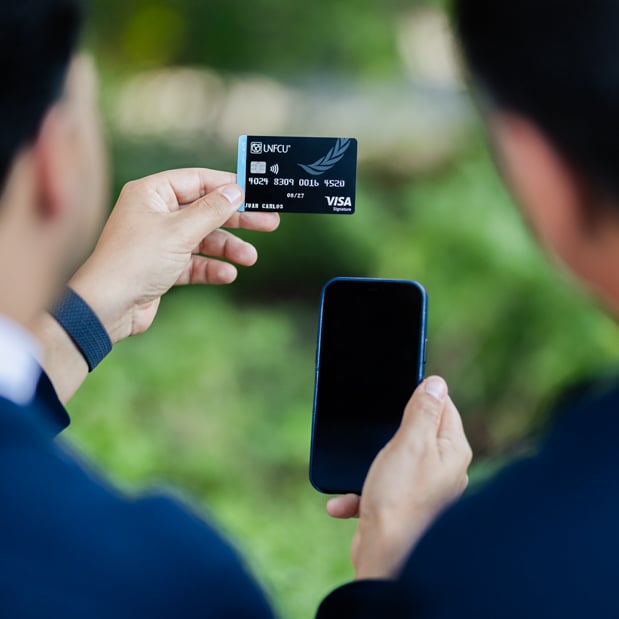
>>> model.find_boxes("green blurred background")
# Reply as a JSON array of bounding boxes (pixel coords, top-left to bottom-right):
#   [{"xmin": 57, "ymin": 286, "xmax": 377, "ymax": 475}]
[{"xmin": 65, "ymin": 1, "xmax": 619, "ymax": 617}]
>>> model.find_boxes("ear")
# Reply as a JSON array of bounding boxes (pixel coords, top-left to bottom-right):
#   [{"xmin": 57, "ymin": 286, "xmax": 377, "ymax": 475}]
[
  {"xmin": 33, "ymin": 102, "xmax": 78, "ymax": 222},
  {"xmin": 488, "ymin": 112, "xmax": 592, "ymax": 261}
]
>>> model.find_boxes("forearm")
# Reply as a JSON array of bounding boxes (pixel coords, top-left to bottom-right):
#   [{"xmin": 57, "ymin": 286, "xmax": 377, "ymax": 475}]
[{"xmin": 34, "ymin": 312, "xmax": 89, "ymax": 405}]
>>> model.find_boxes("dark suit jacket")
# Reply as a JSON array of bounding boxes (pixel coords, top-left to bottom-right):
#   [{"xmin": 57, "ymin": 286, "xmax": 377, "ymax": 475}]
[
  {"xmin": 0, "ymin": 372, "xmax": 274, "ymax": 618},
  {"xmin": 318, "ymin": 377, "xmax": 619, "ymax": 618}
]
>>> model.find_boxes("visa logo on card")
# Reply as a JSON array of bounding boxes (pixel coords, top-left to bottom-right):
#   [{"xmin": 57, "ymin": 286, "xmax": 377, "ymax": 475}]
[{"xmin": 237, "ymin": 135, "xmax": 358, "ymax": 214}]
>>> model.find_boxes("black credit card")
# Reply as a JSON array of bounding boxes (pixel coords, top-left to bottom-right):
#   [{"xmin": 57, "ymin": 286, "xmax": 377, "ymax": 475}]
[{"xmin": 237, "ymin": 135, "xmax": 358, "ymax": 214}]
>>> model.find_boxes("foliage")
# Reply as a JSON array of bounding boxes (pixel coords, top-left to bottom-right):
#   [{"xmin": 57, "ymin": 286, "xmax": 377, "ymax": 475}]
[{"xmin": 88, "ymin": 0, "xmax": 419, "ymax": 77}]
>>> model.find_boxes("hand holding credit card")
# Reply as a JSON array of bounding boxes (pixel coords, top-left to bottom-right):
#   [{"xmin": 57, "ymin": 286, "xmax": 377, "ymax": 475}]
[{"xmin": 237, "ymin": 136, "xmax": 358, "ymax": 214}]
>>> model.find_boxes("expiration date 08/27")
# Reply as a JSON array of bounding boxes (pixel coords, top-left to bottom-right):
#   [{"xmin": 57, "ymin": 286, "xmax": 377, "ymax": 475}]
[{"xmin": 286, "ymin": 192, "xmax": 305, "ymax": 199}]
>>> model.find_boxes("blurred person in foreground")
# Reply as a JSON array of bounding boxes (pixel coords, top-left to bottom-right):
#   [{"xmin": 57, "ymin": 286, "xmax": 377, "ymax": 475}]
[
  {"xmin": 0, "ymin": 0, "xmax": 283, "ymax": 615},
  {"xmin": 318, "ymin": 0, "xmax": 619, "ymax": 617},
  {"xmin": 0, "ymin": 0, "xmax": 469, "ymax": 616}
]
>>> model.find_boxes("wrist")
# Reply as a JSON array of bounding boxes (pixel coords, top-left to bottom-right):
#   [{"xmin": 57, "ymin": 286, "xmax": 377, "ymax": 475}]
[
  {"xmin": 355, "ymin": 545, "xmax": 403, "ymax": 581},
  {"xmin": 69, "ymin": 259, "xmax": 132, "ymax": 345},
  {"xmin": 50, "ymin": 288, "xmax": 113, "ymax": 372},
  {"xmin": 353, "ymin": 522, "xmax": 426, "ymax": 581},
  {"xmin": 36, "ymin": 313, "xmax": 88, "ymax": 404}
]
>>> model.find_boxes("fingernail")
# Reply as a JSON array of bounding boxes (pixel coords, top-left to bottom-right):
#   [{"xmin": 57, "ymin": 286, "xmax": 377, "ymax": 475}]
[
  {"xmin": 424, "ymin": 377, "xmax": 447, "ymax": 400},
  {"xmin": 220, "ymin": 185, "xmax": 243, "ymax": 205}
]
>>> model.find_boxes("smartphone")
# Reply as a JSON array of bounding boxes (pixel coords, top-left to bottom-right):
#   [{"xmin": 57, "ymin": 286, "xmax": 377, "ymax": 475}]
[{"xmin": 310, "ymin": 277, "xmax": 428, "ymax": 495}]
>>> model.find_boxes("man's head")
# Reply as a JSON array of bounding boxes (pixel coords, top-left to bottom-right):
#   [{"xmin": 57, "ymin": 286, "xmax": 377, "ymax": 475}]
[
  {"xmin": 455, "ymin": 0, "xmax": 619, "ymax": 315},
  {"xmin": 0, "ymin": 0, "xmax": 107, "ymax": 327}
]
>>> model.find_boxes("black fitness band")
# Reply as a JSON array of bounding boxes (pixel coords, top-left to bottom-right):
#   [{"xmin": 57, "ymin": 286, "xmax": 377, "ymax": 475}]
[{"xmin": 50, "ymin": 288, "xmax": 112, "ymax": 372}]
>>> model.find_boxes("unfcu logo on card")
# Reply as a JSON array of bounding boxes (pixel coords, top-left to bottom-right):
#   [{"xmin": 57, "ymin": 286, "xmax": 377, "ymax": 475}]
[{"xmin": 237, "ymin": 136, "xmax": 358, "ymax": 214}]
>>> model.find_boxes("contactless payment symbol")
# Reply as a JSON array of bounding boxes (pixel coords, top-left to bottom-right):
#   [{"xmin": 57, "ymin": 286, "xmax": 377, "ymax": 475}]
[{"xmin": 250, "ymin": 142, "xmax": 263, "ymax": 155}]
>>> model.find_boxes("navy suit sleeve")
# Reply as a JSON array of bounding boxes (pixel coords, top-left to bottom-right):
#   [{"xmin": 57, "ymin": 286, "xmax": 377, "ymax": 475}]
[
  {"xmin": 0, "ymin": 398, "xmax": 276, "ymax": 618},
  {"xmin": 125, "ymin": 493, "xmax": 277, "ymax": 619},
  {"xmin": 33, "ymin": 370, "xmax": 70, "ymax": 434},
  {"xmin": 317, "ymin": 580, "xmax": 416, "ymax": 618}
]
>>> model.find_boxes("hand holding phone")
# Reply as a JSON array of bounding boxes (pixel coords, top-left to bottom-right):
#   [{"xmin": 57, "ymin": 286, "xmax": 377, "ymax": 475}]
[
  {"xmin": 327, "ymin": 376, "xmax": 473, "ymax": 580},
  {"xmin": 310, "ymin": 277, "xmax": 428, "ymax": 495}
]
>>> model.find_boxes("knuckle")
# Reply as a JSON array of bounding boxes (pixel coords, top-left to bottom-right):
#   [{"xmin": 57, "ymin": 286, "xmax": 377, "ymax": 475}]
[
  {"xmin": 118, "ymin": 181, "xmax": 133, "ymax": 199},
  {"xmin": 462, "ymin": 442, "xmax": 474, "ymax": 466},
  {"xmin": 459, "ymin": 475, "xmax": 470, "ymax": 494},
  {"xmin": 123, "ymin": 179, "xmax": 140, "ymax": 193},
  {"xmin": 119, "ymin": 179, "xmax": 145, "ymax": 203},
  {"xmin": 203, "ymin": 192, "xmax": 231, "ymax": 215}
]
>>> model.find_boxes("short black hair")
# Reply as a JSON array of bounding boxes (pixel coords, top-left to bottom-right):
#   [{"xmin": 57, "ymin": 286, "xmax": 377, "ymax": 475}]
[
  {"xmin": 455, "ymin": 0, "xmax": 619, "ymax": 202},
  {"xmin": 0, "ymin": 0, "xmax": 83, "ymax": 191}
]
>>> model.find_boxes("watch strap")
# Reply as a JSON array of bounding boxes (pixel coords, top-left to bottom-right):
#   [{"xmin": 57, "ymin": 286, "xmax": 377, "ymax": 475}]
[{"xmin": 50, "ymin": 288, "xmax": 112, "ymax": 372}]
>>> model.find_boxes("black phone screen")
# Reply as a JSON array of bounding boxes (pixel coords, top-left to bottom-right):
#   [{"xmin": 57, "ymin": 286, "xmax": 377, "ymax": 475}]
[{"xmin": 311, "ymin": 278, "xmax": 427, "ymax": 495}]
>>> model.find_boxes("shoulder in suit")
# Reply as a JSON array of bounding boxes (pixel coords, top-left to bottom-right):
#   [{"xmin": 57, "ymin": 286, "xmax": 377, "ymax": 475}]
[{"xmin": 0, "ymin": 390, "xmax": 275, "ymax": 619}]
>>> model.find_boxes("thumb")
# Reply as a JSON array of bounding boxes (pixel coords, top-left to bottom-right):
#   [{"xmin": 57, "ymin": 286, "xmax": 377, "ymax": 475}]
[
  {"xmin": 438, "ymin": 395, "xmax": 472, "ymax": 464},
  {"xmin": 175, "ymin": 184, "xmax": 244, "ymax": 246},
  {"xmin": 399, "ymin": 376, "xmax": 448, "ymax": 441},
  {"xmin": 438, "ymin": 396, "xmax": 466, "ymax": 444}
]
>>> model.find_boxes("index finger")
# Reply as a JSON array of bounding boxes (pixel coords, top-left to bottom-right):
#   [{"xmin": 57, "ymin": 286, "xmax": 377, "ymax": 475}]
[
  {"xmin": 326, "ymin": 494, "xmax": 361, "ymax": 519},
  {"xmin": 148, "ymin": 168, "xmax": 237, "ymax": 211},
  {"xmin": 224, "ymin": 211, "xmax": 281, "ymax": 232}
]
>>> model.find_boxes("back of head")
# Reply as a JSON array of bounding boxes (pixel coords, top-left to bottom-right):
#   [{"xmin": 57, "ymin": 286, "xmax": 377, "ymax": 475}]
[
  {"xmin": 455, "ymin": 0, "xmax": 619, "ymax": 203},
  {"xmin": 0, "ymin": 0, "xmax": 83, "ymax": 192}
]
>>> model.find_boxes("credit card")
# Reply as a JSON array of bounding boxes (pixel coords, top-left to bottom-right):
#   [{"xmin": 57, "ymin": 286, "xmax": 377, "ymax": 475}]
[{"xmin": 237, "ymin": 135, "xmax": 358, "ymax": 214}]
